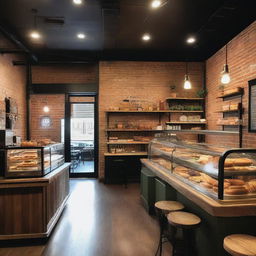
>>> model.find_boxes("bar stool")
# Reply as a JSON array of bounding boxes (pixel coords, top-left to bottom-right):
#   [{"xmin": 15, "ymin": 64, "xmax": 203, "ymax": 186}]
[
  {"xmin": 223, "ymin": 234, "xmax": 256, "ymax": 256},
  {"xmin": 154, "ymin": 201, "xmax": 185, "ymax": 256},
  {"xmin": 167, "ymin": 211, "xmax": 201, "ymax": 256}
]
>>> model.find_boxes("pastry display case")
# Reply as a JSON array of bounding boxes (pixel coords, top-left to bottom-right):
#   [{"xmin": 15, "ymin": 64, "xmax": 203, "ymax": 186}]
[
  {"xmin": 148, "ymin": 136, "xmax": 256, "ymax": 200},
  {"xmin": 1, "ymin": 143, "xmax": 64, "ymax": 178},
  {"xmin": 50, "ymin": 143, "xmax": 65, "ymax": 171}
]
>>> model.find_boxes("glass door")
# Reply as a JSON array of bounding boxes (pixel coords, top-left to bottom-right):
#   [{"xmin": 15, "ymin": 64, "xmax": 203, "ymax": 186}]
[{"xmin": 64, "ymin": 94, "xmax": 98, "ymax": 178}]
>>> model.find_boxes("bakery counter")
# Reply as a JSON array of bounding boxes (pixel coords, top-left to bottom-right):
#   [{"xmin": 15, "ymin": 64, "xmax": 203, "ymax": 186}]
[
  {"xmin": 141, "ymin": 159, "xmax": 256, "ymax": 217},
  {"xmin": 141, "ymin": 159, "xmax": 256, "ymax": 256},
  {"xmin": 0, "ymin": 163, "xmax": 70, "ymax": 240}
]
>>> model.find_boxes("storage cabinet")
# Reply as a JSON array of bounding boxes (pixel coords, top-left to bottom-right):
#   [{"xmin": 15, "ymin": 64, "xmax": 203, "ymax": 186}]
[
  {"xmin": 140, "ymin": 167, "xmax": 156, "ymax": 213},
  {"xmin": 104, "ymin": 155, "xmax": 146, "ymax": 184}
]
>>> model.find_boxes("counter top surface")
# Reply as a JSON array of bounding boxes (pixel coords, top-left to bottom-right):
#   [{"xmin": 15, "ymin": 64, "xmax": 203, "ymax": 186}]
[
  {"xmin": 141, "ymin": 159, "xmax": 256, "ymax": 217},
  {"xmin": 0, "ymin": 163, "xmax": 71, "ymax": 184}
]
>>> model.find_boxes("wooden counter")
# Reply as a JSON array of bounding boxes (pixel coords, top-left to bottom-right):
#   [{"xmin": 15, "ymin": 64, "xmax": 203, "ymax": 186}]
[
  {"xmin": 0, "ymin": 163, "xmax": 70, "ymax": 240},
  {"xmin": 141, "ymin": 159, "xmax": 256, "ymax": 217}
]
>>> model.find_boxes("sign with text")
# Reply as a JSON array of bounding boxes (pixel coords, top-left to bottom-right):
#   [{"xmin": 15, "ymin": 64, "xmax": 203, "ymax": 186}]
[{"xmin": 40, "ymin": 116, "xmax": 52, "ymax": 128}]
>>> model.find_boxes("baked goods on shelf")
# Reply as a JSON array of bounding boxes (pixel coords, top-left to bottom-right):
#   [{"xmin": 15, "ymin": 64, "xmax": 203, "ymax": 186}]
[{"xmin": 21, "ymin": 139, "xmax": 56, "ymax": 147}]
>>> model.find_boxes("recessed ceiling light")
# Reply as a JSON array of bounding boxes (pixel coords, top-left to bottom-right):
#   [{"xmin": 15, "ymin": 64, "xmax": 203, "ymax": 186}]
[
  {"xmin": 186, "ymin": 37, "xmax": 196, "ymax": 44},
  {"xmin": 77, "ymin": 33, "xmax": 85, "ymax": 39},
  {"xmin": 142, "ymin": 33, "xmax": 151, "ymax": 41},
  {"xmin": 151, "ymin": 0, "xmax": 162, "ymax": 8},
  {"xmin": 73, "ymin": 0, "xmax": 82, "ymax": 5},
  {"xmin": 30, "ymin": 31, "xmax": 41, "ymax": 39}
]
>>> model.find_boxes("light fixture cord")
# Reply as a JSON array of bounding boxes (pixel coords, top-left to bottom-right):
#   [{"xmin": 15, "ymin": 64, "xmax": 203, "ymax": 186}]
[
  {"xmin": 34, "ymin": 15, "xmax": 37, "ymax": 29},
  {"xmin": 186, "ymin": 62, "xmax": 188, "ymax": 75},
  {"xmin": 225, "ymin": 44, "xmax": 227, "ymax": 65}
]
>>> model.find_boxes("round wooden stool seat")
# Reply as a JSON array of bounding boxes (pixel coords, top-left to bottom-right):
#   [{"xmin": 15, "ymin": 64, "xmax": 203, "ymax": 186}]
[
  {"xmin": 167, "ymin": 211, "xmax": 201, "ymax": 229},
  {"xmin": 224, "ymin": 234, "xmax": 256, "ymax": 256},
  {"xmin": 155, "ymin": 201, "xmax": 184, "ymax": 214}
]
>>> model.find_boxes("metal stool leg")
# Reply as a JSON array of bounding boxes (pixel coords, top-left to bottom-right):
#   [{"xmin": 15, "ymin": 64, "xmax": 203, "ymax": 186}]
[
  {"xmin": 183, "ymin": 229, "xmax": 196, "ymax": 256},
  {"xmin": 155, "ymin": 211, "xmax": 165, "ymax": 256}
]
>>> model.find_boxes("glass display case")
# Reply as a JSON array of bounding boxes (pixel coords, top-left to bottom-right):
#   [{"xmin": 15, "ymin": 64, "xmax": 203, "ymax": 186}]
[
  {"xmin": 148, "ymin": 135, "xmax": 256, "ymax": 200},
  {"xmin": 50, "ymin": 143, "xmax": 65, "ymax": 171},
  {"xmin": 2, "ymin": 143, "xmax": 64, "ymax": 178}
]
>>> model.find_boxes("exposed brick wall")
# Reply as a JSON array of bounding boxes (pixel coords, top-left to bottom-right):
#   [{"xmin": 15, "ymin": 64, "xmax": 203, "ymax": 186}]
[
  {"xmin": 30, "ymin": 64, "xmax": 98, "ymax": 142},
  {"xmin": 99, "ymin": 61, "xmax": 204, "ymax": 179},
  {"xmin": 32, "ymin": 64, "xmax": 98, "ymax": 84},
  {"xmin": 206, "ymin": 21, "xmax": 256, "ymax": 148},
  {"xmin": 0, "ymin": 40, "xmax": 27, "ymax": 139},
  {"xmin": 30, "ymin": 94, "xmax": 65, "ymax": 142}
]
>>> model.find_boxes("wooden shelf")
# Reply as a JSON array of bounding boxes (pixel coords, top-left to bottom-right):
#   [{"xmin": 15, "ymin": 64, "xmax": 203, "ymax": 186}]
[
  {"xmin": 106, "ymin": 110, "xmax": 203, "ymax": 113},
  {"xmin": 217, "ymin": 124, "xmax": 242, "ymax": 126},
  {"xmin": 167, "ymin": 110, "xmax": 203, "ymax": 113},
  {"xmin": 107, "ymin": 141, "xmax": 150, "ymax": 145},
  {"xmin": 216, "ymin": 109, "xmax": 240, "ymax": 113},
  {"xmin": 106, "ymin": 110, "xmax": 173, "ymax": 113},
  {"xmin": 166, "ymin": 121, "xmax": 206, "ymax": 125},
  {"xmin": 166, "ymin": 97, "xmax": 204, "ymax": 101},
  {"xmin": 218, "ymin": 89, "xmax": 244, "ymax": 99},
  {"xmin": 106, "ymin": 129, "xmax": 165, "ymax": 132},
  {"xmin": 104, "ymin": 152, "xmax": 148, "ymax": 156},
  {"xmin": 162, "ymin": 129, "xmax": 239, "ymax": 135}
]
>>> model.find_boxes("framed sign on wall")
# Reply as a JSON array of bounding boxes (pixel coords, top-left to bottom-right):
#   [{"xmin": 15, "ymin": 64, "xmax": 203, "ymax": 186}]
[
  {"xmin": 40, "ymin": 116, "xmax": 52, "ymax": 128},
  {"xmin": 248, "ymin": 78, "xmax": 256, "ymax": 132}
]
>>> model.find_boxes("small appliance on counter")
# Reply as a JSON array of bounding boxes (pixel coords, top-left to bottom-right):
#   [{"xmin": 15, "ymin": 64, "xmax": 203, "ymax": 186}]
[{"xmin": 0, "ymin": 130, "xmax": 15, "ymax": 148}]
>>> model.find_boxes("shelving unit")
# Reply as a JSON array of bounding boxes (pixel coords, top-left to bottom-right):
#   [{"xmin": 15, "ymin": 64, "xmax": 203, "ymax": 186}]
[
  {"xmin": 105, "ymin": 110, "xmax": 171, "ymax": 184},
  {"xmin": 105, "ymin": 110, "xmax": 174, "ymax": 156},
  {"xmin": 217, "ymin": 87, "xmax": 244, "ymax": 147},
  {"xmin": 165, "ymin": 97, "xmax": 206, "ymax": 130}
]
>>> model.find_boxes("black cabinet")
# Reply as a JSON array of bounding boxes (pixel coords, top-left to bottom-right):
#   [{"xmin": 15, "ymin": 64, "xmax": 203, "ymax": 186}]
[{"xmin": 104, "ymin": 156, "xmax": 147, "ymax": 184}]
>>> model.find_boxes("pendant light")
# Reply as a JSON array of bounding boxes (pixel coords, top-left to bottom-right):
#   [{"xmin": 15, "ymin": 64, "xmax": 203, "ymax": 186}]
[
  {"xmin": 30, "ymin": 9, "xmax": 41, "ymax": 40},
  {"xmin": 184, "ymin": 62, "xmax": 192, "ymax": 90},
  {"xmin": 221, "ymin": 45, "xmax": 231, "ymax": 84}
]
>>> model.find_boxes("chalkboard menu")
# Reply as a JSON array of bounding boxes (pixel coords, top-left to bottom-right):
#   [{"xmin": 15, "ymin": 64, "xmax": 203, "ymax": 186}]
[{"xmin": 249, "ymin": 79, "xmax": 256, "ymax": 132}]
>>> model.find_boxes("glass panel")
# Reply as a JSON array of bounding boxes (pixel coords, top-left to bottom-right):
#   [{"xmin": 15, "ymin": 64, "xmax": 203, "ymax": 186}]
[
  {"xmin": 44, "ymin": 147, "xmax": 51, "ymax": 170},
  {"xmin": 50, "ymin": 144, "xmax": 65, "ymax": 170},
  {"xmin": 70, "ymin": 103, "xmax": 94, "ymax": 174},
  {"xmin": 7, "ymin": 149, "xmax": 41, "ymax": 172}
]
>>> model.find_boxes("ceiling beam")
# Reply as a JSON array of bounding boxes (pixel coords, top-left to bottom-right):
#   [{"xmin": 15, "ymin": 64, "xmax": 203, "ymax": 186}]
[
  {"xmin": 12, "ymin": 60, "xmax": 96, "ymax": 66},
  {"xmin": 0, "ymin": 48, "xmax": 26, "ymax": 54},
  {"xmin": 0, "ymin": 23, "xmax": 38, "ymax": 62}
]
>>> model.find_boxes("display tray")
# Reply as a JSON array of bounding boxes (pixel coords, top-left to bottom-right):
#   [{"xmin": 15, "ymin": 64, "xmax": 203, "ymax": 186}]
[
  {"xmin": 150, "ymin": 160, "xmax": 256, "ymax": 201},
  {"xmin": 151, "ymin": 146, "xmax": 256, "ymax": 178},
  {"xmin": 172, "ymin": 172, "xmax": 256, "ymax": 201}
]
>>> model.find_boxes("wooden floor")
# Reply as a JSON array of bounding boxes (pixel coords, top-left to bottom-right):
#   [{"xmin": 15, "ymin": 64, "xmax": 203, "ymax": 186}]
[{"xmin": 0, "ymin": 179, "xmax": 172, "ymax": 256}]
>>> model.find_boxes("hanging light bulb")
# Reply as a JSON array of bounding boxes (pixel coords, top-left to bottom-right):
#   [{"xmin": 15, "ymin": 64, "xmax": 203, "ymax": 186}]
[
  {"xmin": 184, "ymin": 62, "xmax": 192, "ymax": 89},
  {"xmin": 43, "ymin": 106, "xmax": 50, "ymax": 113},
  {"xmin": 30, "ymin": 31, "xmax": 41, "ymax": 39},
  {"xmin": 151, "ymin": 0, "xmax": 162, "ymax": 8},
  {"xmin": 221, "ymin": 45, "xmax": 231, "ymax": 84},
  {"xmin": 221, "ymin": 64, "xmax": 231, "ymax": 84},
  {"xmin": 30, "ymin": 9, "xmax": 42, "ymax": 40},
  {"xmin": 184, "ymin": 75, "xmax": 192, "ymax": 90}
]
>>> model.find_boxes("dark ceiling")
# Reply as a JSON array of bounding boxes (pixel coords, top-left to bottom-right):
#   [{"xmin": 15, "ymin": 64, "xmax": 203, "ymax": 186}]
[{"xmin": 0, "ymin": 0, "xmax": 255, "ymax": 62}]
